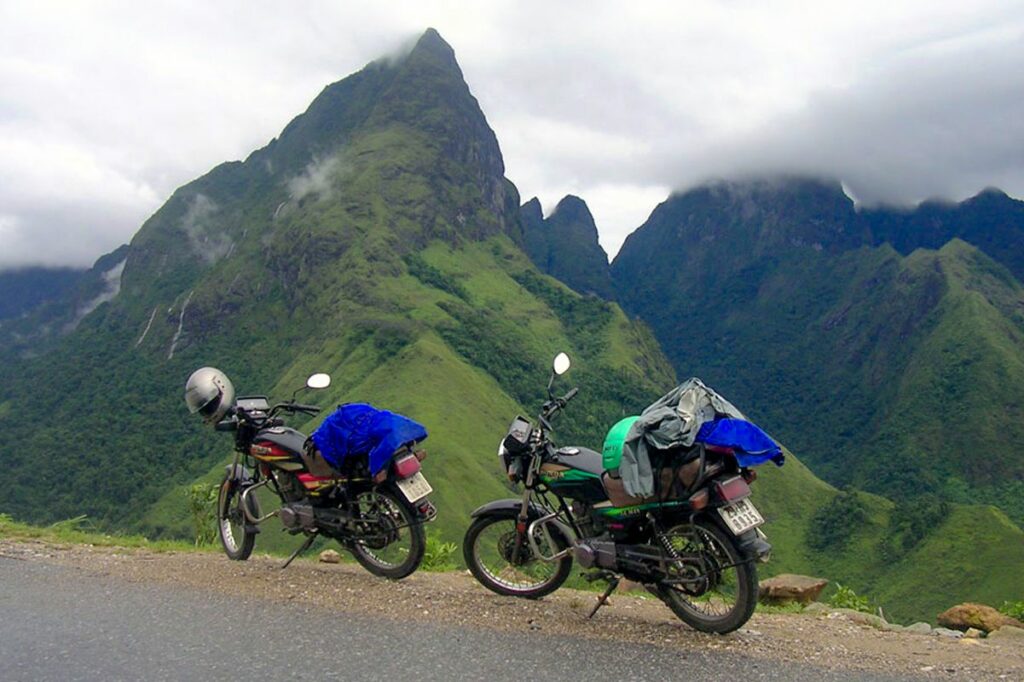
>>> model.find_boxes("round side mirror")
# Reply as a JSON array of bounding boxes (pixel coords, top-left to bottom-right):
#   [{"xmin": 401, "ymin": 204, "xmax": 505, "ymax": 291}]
[
  {"xmin": 552, "ymin": 352, "xmax": 571, "ymax": 376},
  {"xmin": 306, "ymin": 373, "xmax": 331, "ymax": 390}
]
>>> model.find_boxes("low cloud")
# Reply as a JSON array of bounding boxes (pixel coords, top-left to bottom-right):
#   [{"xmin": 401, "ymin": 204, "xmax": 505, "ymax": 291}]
[
  {"xmin": 65, "ymin": 257, "xmax": 126, "ymax": 332},
  {"xmin": 286, "ymin": 154, "xmax": 349, "ymax": 203},
  {"xmin": 1, "ymin": 2, "xmax": 1022, "ymax": 266},
  {"xmin": 180, "ymin": 194, "xmax": 233, "ymax": 265}
]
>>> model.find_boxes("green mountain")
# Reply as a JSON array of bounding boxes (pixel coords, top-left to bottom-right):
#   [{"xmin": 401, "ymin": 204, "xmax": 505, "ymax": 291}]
[
  {"xmin": 0, "ymin": 34, "xmax": 1017, "ymax": 623},
  {"xmin": 0, "ymin": 247, "xmax": 129, "ymax": 357},
  {"xmin": 612, "ymin": 178, "xmax": 1024, "ymax": 525},
  {"xmin": 520, "ymin": 195, "xmax": 614, "ymax": 298},
  {"xmin": 0, "ymin": 266, "xmax": 86, "ymax": 321},
  {"xmin": 865, "ymin": 187, "xmax": 1024, "ymax": 282},
  {"xmin": 0, "ymin": 29, "xmax": 673, "ymax": 538}
]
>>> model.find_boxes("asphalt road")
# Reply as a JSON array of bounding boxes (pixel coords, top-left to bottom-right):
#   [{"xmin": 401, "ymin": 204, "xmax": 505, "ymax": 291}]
[{"xmin": 0, "ymin": 557, "xmax": 919, "ymax": 681}]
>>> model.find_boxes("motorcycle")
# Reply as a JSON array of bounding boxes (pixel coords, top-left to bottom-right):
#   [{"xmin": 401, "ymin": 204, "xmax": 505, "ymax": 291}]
[
  {"xmin": 209, "ymin": 372, "xmax": 436, "ymax": 578},
  {"xmin": 462, "ymin": 353, "xmax": 773, "ymax": 634}
]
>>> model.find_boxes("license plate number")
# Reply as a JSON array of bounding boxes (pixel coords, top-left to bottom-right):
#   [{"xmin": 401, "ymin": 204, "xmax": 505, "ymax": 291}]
[
  {"xmin": 717, "ymin": 498, "xmax": 764, "ymax": 535},
  {"xmin": 396, "ymin": 472, "xmax": 433, "ymax": 502}
]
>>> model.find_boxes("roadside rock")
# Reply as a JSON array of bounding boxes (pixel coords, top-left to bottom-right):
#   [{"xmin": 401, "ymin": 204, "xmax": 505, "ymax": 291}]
[
  {"xmin": 933, "ymin": 627, "xmax": 964, "ymax": 639},
  {"xmin": 963, "ymin": 627, "xmax": 983, "ymax": 639},
  {"xmin": 904, "ymin": 622, "xmax": 933, "ymax": 635},
  {"xmin": 318, "ymin": 550, "xmax": 341, "ymax": 564},
  {"xmin": 833, "ymin": 608, "xmax": 886, "ymax": 629},
  {"xmin": 937, "ymin": 603, "xmax": 1024, "ymax": 633},
  {"xmin": 758, "ymin": 574, "xmax": 829, "ymax": 605},
  {"xmin": 988, "ymin": 625, "xmax": 1024, "ymax": 643},
  {"xmin": 803, "ymin": 602, "xmax": 830, "ymax": 615}
]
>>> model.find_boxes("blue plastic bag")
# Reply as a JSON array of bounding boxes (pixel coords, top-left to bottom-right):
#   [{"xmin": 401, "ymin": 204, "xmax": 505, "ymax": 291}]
[
  {"xmin": 310, "ymin": 403, "xmax": 428, "ymax": 474},
  {"xmin": 695, "ymin": 418, "xmax": 785, "ymax": 468}
]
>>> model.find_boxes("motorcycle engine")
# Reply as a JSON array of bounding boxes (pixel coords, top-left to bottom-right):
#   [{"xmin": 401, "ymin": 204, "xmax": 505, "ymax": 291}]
[
  {"xmin": 574, "ymin": 540, "xmax": 616, "ymax": 569},
  {"xmin": 279, "ymin": 503, "xmax": 317, "ymax": 532}
]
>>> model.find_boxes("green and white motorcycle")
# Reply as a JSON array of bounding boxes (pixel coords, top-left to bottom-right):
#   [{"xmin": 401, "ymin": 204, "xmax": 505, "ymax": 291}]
[{"xmin": 463, "ymin": 353, "xmax": 773, "ymax": 634}]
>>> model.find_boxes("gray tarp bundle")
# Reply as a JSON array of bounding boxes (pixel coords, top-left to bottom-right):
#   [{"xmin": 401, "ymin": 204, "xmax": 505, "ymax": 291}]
[{"xmin": 621, "ymin": 377, "xmax": 746, "ymax": 497}]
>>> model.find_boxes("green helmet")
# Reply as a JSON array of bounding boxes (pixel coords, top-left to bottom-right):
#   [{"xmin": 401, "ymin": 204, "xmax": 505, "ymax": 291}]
[{"xmin": 602, "ymin": 416, "xmax": 639, "ymax": 472}]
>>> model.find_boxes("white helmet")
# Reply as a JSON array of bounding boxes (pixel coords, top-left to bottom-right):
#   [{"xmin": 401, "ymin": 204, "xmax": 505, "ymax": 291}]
[{"xmin": 184, "ymin": 367, "xmax": 235, "ymax": 423}]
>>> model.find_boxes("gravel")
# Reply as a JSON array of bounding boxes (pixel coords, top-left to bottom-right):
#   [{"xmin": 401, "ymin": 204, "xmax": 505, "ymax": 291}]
[{"xmin": 1, "ymin": 539, "xmax": 1021, "ymax": 680}]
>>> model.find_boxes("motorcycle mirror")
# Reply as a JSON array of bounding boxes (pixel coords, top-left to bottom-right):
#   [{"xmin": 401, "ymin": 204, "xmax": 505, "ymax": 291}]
[
  {"xmin": 306, "ymin": 373, "xmax": 331, "ymax": 390},
  {"xmin": 552, "ymin": 352, "xmax": 571, "ymax": 376}
]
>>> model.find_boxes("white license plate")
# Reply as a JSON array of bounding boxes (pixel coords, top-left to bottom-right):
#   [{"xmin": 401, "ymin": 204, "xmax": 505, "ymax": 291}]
[
  {"xmin": 396, "ymin": 472, "xmax": 433, "ymax": 503},
  {"xmin": 717, "ymin": 498, "xmax": 764, "ymax": 535}
]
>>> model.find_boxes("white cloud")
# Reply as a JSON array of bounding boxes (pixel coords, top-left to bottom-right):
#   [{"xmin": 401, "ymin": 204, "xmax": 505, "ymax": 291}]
[{"xmin": 1, "ymin": 1, "xmax": 1022, "ymax": 266}]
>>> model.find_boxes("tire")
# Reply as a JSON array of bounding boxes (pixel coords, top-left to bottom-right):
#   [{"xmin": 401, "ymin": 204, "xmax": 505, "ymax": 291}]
[
  {"xmin": 350, "ymin": 488, "xmax": 426, "ymax": 580},
  {"xmin": 217, "ymin": 476, "xmax": 259, "ymax": 561},
  {"xmin": 652, "ymin": 518, "xmax": 757, "ymax": 634},
  {"xmin": 463, "ymin": 513, "xmax": 573, "ymax": 599}
]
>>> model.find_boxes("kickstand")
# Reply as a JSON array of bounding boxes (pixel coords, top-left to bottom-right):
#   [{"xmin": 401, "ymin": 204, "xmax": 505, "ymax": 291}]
[
  {"xmin": 281, "ymin": 532, "xmax": 318, "ymax": 569},
  {"xmin": 586, "ymin": 574, "xmax": 620, "ymax": 619}
]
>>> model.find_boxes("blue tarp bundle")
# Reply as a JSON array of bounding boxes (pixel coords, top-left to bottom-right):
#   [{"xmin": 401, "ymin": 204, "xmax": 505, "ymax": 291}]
[
  {"xmin": 310, "ymin": 403, "xmax": 428, "ymax": 474},
  {"xmin": 695, "ymin": 418, "xmax": 785, "ymax": 468}
]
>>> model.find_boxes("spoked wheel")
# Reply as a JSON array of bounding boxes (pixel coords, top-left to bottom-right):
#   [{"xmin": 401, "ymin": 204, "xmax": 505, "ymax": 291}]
[
  {"xmin": 463, "ymin": 514, "xmax": 572, "ymax": 599},
  {"xmin": 217, "ymin": 476, "xmax": 260, "ymax": 561},
  {"xmin": 652, "ymin": 518, "xmax": 757, "ymax": 634},
  {"xmin": 350, "ymin": 488, "xmax": 425, "ymax": 580}
]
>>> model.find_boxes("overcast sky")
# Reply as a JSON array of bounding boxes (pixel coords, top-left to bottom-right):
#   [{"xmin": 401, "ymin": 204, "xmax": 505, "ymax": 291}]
[{"xmin": 2, "ymin": 1, "xmax": 1023, "ymax": 269}]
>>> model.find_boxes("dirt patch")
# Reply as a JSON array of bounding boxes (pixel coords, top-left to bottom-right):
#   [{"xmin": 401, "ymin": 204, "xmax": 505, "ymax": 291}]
[{"xmin": 2, "ymin": 539, "xmax": 1021, "ymax": 680}]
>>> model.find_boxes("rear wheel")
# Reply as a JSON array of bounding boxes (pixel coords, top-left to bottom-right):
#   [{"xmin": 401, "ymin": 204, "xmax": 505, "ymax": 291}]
[
  {"xmin": 652, "ymin": 518, "xmax": 757, "ymax": 634},
  {"xmin": 463, "ymin": 513, "xmax": 573, "ymax": 599},
  {"xmin": 217, "ymin": 476, "xmax": 259, "ymax": 561},
  {"xmin": 350, "ymin": 488, "xmax": 425, "ymax": 580}
]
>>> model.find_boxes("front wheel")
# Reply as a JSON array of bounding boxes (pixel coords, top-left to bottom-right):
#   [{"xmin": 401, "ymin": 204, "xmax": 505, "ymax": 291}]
[
  {"xmin": 217, "ymin": 476, "xmax": 259, "ymax": 561},
  {"xmin": 652, "ymin": 518, "xmax": 757, "ymax": 634},
  {"xmin": 350, "ymin": 488, "xmax": 426, "ymax": 580},
  {"xmin": 463, "ymin": 513, "xmax": 573, "ymax": 599}
]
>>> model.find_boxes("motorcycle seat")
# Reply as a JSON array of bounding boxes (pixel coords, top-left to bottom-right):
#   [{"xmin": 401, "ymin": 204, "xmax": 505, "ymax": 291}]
[{"xmin": 256, "ymin": 427, "xmax": 308, "ymax": 455}]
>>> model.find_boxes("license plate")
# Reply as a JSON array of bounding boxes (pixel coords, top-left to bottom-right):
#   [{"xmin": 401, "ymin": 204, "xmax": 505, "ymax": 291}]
[
  {"xmin": 396, "ymin": 472, "xmax": 433, "ymax": 503},
  {"xmin": 717, "ymin": 498, "xmax": 764, "ymax": 535}
]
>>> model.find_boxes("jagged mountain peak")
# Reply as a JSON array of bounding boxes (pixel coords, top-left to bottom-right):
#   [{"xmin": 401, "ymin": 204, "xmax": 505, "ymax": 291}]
[
  {"xmin": 519, "ymin": 195, "xmax": 613, "ymax": 298},
  {"xmin": 121, "ymin": 29, "xmax": 514, "ymax": 303},
  {"xmin": 521, "ymin": 197, "xmax": 543, "ymax": 223},
  {"xmin": 550, "ymin": 194, "xmax": 594, "ymax": 223},
  {"xmin": 407, "ymin": 28, "xmax": 459, "ymax": 68}
]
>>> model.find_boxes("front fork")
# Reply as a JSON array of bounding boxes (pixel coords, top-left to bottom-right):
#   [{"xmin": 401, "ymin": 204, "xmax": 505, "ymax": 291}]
[{"xmin": 511, "ymin": 452, "xmax": 541, "ymax": 563}]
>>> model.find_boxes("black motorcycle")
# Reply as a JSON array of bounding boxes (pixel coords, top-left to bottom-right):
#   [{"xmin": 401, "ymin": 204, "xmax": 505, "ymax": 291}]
[
  {"xmin": 462, "ymin": 354, "xmax": 772, "ymax": 633},
  {"xmin": 211, "ymin": 373, "xmax": 435, "ymax": 578}
]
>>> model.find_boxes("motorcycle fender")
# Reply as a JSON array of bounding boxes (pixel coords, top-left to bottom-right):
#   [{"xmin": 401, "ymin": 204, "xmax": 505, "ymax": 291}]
[
  {"xmin": 735, "ymin": 528, "xmax": 772, "ymax": 562},
  {"xmin": 469, "ymin": 499, "xmax": 575, "ymax": 541},
  {"xmin": 469, "ymin": 498, "xmax": 545, "ymax": 519}
]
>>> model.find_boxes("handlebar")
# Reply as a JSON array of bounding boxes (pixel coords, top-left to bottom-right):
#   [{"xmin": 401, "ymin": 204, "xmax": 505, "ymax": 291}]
[
  {"xmin": 268, "ymin": 402, "xmax": 322, "ymax": 417},
  {"xmin": 540, "ymin": 386, "xmax": 580, "ymax": 421}
]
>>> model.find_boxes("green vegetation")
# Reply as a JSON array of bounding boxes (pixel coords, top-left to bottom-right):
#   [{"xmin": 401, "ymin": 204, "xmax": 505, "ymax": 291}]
[
  {"xmin": 0, "ymin": 513, "xmax": 196, "ymax": 552},
  {"xmin": 807, "ymin": 489, "xmax": 870, "ymax": 552},
  {"xmin": 1000, "ymin": 601, "xmax": 1024, "ymax": 621},
  {"xmin": 829, "ymin": 584, "xmax": 872, "ymax": 613},
  {"xmin": 185, "ymin": 483, "xmax": 219, "ymax": 546},
  {"xmin": 421, "ymin": 530, "xmax": 459, "ymax": 572}
]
